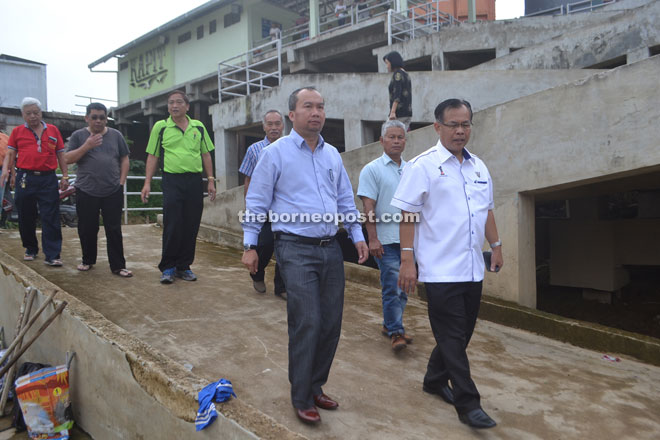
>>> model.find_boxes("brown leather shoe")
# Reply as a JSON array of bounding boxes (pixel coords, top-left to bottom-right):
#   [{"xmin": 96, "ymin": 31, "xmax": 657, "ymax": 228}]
[
  {"xmin": 391, "ymin": 334, "xmax": 407, "ymax": 351},
  {"xmin": 296, "ymin": 407, "xmax": 321, "ymax": 423},
  {"xmin": 313, "ymin": 393, "xmax": 339, "ymax": 410},
  {"xmin": 383, "ymin": 327, "xmax": 413, "ymax": 344}
]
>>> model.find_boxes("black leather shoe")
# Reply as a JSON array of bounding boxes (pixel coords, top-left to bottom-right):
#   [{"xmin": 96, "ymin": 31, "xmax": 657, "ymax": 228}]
[
  {"xmin": 423, "ymin": 384, "xmax": 454, "ymax": 404},
  {"xmin": 458, "ymin": 408, "xmax": 497, "ymax": 429}
]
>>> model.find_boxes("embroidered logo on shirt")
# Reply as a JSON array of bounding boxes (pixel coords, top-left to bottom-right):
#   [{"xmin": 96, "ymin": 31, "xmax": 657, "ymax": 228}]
[{"xmin": 438, "ymin": 165, "xmax": 447, "ymax": 177}]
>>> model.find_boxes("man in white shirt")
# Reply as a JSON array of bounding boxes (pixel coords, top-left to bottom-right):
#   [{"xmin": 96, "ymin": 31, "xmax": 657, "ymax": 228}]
[{"xmin": 392, "ymin": 99, "xmax": 503, "ymax": 429}]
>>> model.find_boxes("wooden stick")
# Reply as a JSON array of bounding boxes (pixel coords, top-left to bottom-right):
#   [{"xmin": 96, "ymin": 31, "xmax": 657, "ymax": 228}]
[
  {"xmin": 0, "ymin": 288, "xmax": 36, "ymax": 414},
  {"xmin": 0, "ymin": 290, "xmax": 57, "ymax": 367},
  {"xmin": 0, "ymin": 302, "xmax": 67, "ymax": 378}
]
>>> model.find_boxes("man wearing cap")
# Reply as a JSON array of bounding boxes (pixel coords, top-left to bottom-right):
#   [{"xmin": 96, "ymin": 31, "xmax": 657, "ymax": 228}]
[{"xmin": 1, "ymin": 97, "xmax": 69, "ymax": 266}]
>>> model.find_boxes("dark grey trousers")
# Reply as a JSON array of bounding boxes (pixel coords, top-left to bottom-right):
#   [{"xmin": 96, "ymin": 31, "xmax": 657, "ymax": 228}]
[{"xmin": 274, "ymin": 238, "xmax": 345, "ymax": 409}]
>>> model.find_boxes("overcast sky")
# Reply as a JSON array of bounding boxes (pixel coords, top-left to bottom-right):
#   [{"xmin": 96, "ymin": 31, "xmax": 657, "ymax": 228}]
[{"xmin": 1, "ymin": 0, "xmax": 523, "ymax": 114}]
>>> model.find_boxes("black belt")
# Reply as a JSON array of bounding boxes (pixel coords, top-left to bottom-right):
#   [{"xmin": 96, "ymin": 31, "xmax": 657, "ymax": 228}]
[
  {"xmin": 18, "ymin": 169, "xmax": 55, "ymax": 176},
  {"xmin": 274, "ymin": 232, "xmax": 336, "ymax": 246}
]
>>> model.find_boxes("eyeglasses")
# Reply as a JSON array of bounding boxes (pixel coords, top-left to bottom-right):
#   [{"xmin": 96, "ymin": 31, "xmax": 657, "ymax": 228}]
[
  {"xmin": 168, "ymin": 100, "xmax": 186, "ymax": 105},
  {"xmin": 438, "ymin": 121, "xmax": 472, "ymax": 130},
  {"xmin": 90, "ymin": 115, "xmax": 107, "ymax": 121}
]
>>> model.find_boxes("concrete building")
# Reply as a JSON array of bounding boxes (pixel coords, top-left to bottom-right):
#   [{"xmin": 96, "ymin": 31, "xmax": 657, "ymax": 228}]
[
  {"xmin": 0, "ymin": 54, "xmax": 48, "ymax": 110},
  {"xmin": 89, "ymin": 0, "xmax": 495, "ymax": 159},
  {"xmin": 87, "ymin": 0, "xmax": 660, "ymax": 312},
  {"xmin": 201, "ymin": 0, "xmax": 660, "ymax": 312}
]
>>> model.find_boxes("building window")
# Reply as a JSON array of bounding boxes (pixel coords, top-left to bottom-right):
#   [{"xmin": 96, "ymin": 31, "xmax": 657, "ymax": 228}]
[
  {"xmin": 197, "ymin": 25, "xmax": 204, "ymax": 40},
  {"xmin": 119, "ymin": 61, "xmax": 128, "ymax": 71},
  {"xmin": 224, "ymin": 12, "xmax": 240, "ymax": 28},
  {"xmin": 178, "ymin": 31, "xmax": 191, "ymax": 44},
  {"xmin": 209, "ymin": 19, "xmax": 217, "ymax": 34}
]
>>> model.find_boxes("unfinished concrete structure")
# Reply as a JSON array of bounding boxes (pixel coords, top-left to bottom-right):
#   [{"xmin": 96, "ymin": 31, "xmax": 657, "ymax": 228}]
[{"xmin": 204, "ymin": 0, "xmax": 660, "ymax": 310}]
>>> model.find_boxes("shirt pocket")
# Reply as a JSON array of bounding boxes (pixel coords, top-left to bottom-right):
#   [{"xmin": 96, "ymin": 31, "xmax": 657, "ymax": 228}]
[{"xmin": 469, "ymin": 177, "xmax": 491, "ymax": 210}]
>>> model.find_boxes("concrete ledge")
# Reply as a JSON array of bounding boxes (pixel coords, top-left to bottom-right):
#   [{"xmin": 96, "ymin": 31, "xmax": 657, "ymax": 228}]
[
  {"xmin": 199, "ymin": 234, "xmax": 660, "ymax": 367},
  {"xmin": 345, "ymin": 260, "xmax": 660, "ymax": 367},
  {"xmin": 0, "ymin": 250, "xmax": 306, "ymax": 440},
  {"xmin": 479, "ymin": 296, "xmax": 660, "ymax": 367},
  {"xmin": 198, "ymin": 223, "xmax": 243, "ymax": 248}
]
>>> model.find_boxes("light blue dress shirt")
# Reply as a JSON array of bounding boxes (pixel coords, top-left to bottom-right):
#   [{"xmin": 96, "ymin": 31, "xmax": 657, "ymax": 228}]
[
  {"xmin": 243, "ymin": 129, "xmax": 365, "ymax": 246},
  {"xmin": 357, "ymin": 152, "xmax": 406, "ymax": 245},
  {"xmin": 238, "ymin": 137, "xmax": 270, "ymax": 177}
]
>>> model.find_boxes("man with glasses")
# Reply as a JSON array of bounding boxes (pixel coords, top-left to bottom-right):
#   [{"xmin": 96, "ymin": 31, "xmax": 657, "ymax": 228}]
[
  {"xmin": 66, "ymin": 102, "xmax": 132, "ymax": 277},
  {"xmin": 393, "ymin": 99, "xmax": 503, "ymax": 429},
  {"xmin": 358, "ymin": 119, "xmax": 412, "ymax": 352},
  {"xmin": 141, "ymin": 90, "xmax": 216, "ymax": 284}
]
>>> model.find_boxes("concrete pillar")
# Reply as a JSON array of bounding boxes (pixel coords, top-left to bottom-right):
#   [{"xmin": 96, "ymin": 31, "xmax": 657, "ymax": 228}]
[
  {"xmin": 344, "ymin": 118, "xmax": 363, "ymax": 151},
  {"xmin": 362, "ymin": 121, "xmax": 377, "ymax": 146},
  {"xmin": 214, "ymin": 127, "xmax": 240, "ymax": 192},
  {"xmin": 431, "ymin": 52, "xmax": 445, "ymax": 71},
  {"xmin": 517, "ymin": 194, "xmax": 537, "ymax": 308},
  {"xmin": 309, "ymin": 0, "xmax": 319, "ymax": 38},
  {"xmin": 468, "ymin": 0, "xmax": 476, "ymax": 23},
  {"xmin": 627, "ymin": 47, "xmax": 650, "ymax": 64}
]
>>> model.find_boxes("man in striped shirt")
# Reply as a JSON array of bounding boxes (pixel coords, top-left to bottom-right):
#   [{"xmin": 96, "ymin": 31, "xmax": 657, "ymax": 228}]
[{"xmin": 239, "ymin": 110, "xmax": 286, "ymax": 298}]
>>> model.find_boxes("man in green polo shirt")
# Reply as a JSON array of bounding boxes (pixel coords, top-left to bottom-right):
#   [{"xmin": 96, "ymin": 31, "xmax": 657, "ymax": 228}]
[{"xmin": 141, "ymin": 90, "xmax": 216, "ymax": 284}]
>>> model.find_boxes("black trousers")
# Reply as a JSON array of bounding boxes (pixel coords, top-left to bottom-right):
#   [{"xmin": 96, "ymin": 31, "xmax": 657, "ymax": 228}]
[
  {"xmin": 75, "ymin": 186, "xmax": 126, "ymax": 272},
  {"xmin": 14, "ymin": 171, "xmax": 61, "ymax": 261},
  {"xmin": 423, "ymin": 281, "xmax": 483, "ymax": 415},
  {"xmin": 159, "ymin": 172, "xmax": 203, "ymax": 272},
  {"xmin": 250, "ymin": 220, "xmax": 285, "ymax": 294}
]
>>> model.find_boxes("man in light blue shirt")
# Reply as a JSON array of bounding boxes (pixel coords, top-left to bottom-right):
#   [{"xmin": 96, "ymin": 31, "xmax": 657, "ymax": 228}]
[
  {"xmin": 238, "ymin": 110, "xmax": 286, "ymax": 298},
  {"xmin": 241, "ymin": 87, "xmax": 368, "ymax": 425},
  {"xmin": 357, "ymin": 120, "xmax": 411, "ymax": 352}
]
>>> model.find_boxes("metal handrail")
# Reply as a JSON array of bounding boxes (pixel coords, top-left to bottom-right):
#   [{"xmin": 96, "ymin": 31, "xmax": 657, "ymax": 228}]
[
  {"xmin": 319, "ymin": 0, "xmax": 395, "ymax": 35},
  {"xmin": 387, "ymin": 0, "xmax": 455, "ymax": 45},
  {"xmin": 526, "ymin": 0, "xmax": 616, "ymax": 17},
  {"xmin": 218, "ymin": 39, "xmax": 282, "ymax": 102},
  {"xmin": 567, "ymin": 0, "xmax": 613, "ymax": 14}
]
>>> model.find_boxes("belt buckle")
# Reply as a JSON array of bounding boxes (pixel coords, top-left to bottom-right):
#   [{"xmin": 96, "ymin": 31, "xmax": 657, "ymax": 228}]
[
  {"xmin": 33, "ymin": 171, "xmax": 41, "ymax": 175},
  {"xmin": 319, "ymin": 238, "xmax": 331, "ymax": 246}
]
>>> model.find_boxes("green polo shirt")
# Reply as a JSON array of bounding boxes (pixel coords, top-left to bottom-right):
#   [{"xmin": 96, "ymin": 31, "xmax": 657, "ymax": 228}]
[{"xmin": 146, "ymin": 115, "xmax": 214, "ymax": 173}]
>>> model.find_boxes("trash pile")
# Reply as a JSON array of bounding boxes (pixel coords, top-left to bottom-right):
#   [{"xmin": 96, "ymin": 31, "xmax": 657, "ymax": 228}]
[{"xmin": 0, "ymin": 287, "xmax": 71, "ymax": 439}]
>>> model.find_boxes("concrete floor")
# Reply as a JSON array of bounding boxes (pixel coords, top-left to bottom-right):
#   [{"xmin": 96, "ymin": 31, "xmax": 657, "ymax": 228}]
[{"xmin": 1, "ymin": 224, "xmax": 659, "ymax": 439}]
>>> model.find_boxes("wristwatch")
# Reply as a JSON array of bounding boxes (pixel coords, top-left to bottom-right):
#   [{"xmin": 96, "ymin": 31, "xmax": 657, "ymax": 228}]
[
  {"xmin": 243, "ymin": 244, "xmax": 257, "ymax": 251},
  {"xmin": 490, "ymin": 241, "xmax": 502, "ymax": 249}
]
